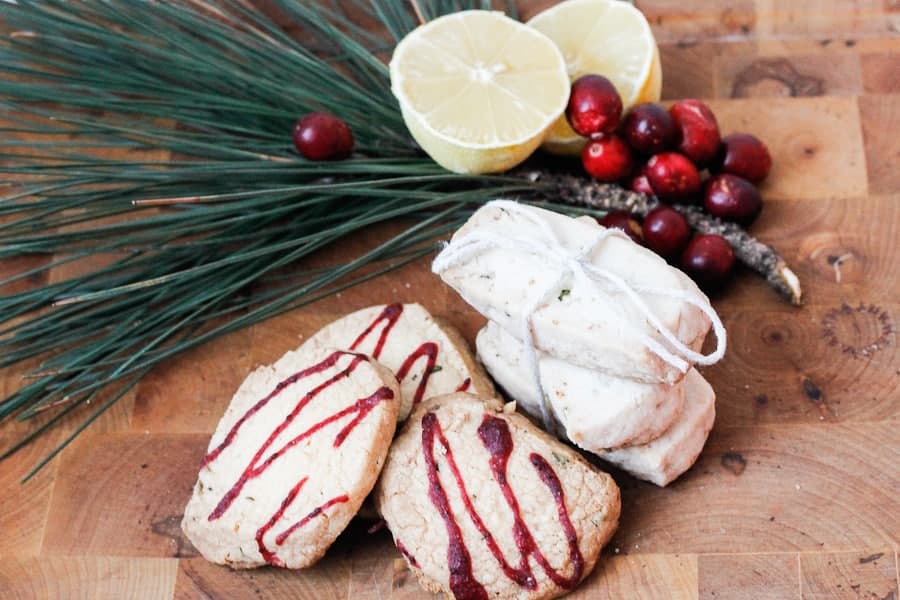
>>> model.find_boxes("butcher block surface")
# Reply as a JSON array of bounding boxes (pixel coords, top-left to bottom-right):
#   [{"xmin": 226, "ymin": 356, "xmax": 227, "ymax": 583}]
[{"xmin": 1, "ymin": 1, "xmax": 899, "ymax": 598}]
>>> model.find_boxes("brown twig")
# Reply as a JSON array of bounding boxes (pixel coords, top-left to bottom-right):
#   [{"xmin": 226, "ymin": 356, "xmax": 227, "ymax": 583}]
[
  {"xmin": 409, "ymin": 0, "xmax": 426, "ymax": 25},
  {"xmin": 520, "ymin": 169, "xmax": 803, "ymax": 305}
]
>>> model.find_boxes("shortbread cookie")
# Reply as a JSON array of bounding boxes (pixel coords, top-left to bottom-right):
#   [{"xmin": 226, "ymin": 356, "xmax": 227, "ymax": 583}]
[
  {"xmin": 476, "ymin": 320, "xmax": 685, "ymax": 450},
  {"xmin": 376, "ymin": 393, "xmax": 620, "ymax": 600},
  {"xmin": 598, "ymin": 368, "xmax": 716, "ymax": 486},
  {"xmin": 182, "ymin": 347, "xmax": 400, "ymax": 569},
  {"xmin": 434, "ymin": 200, "xmax": 723, "ymax": 384},
  {"xmin": 300, "ymin": 303, "xmax": 493, "ymax": 420}
]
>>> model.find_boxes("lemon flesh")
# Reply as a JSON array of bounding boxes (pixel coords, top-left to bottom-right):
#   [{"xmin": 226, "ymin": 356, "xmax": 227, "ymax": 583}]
[
  {"xmin": 528, "ymin": 0, "xmax": 662, "ymax": 156},
  {"xmin": 390, "ymin": 11, "xmax": 570, "ymax": 174}
]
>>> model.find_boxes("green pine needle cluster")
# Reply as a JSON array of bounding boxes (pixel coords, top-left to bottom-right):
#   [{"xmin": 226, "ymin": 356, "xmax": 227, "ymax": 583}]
[{"xmin": 0, "ymin": 0, "xmax": 599, "ymax": 478}]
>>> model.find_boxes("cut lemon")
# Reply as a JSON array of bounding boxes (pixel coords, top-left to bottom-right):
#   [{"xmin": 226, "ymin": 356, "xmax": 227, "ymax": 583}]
[
  {"xmin": 389, "ymin": 11, "xmax": 570, "ymax": 174},
  {"xmin": 528, "ymin": 0, "xmax": 662, "ymax": 155}
]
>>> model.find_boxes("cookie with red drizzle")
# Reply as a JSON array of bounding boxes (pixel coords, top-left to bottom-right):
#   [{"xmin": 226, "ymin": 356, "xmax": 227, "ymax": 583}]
[
  {"xmin": 297, "ymin": 303, "xmax": 494, "ymax": 421},
  {"xmin": 376, "ymin": 393, "xmax": 621, "ymax": 599},
  {"xmin": 182, "ymin": 346, "xmax": 400, "ymax": 569}
]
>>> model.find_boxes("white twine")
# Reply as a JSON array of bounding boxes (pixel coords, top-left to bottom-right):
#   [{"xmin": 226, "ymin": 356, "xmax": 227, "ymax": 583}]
[{"xmin": 433, "ymin": 199, "xmax": 727, "ymax": 431}]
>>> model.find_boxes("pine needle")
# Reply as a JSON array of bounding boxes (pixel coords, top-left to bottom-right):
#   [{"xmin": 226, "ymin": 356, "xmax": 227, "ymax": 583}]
[{"xmin": 0, "ymin": 0, "xmax": 594, "ymax": 476}]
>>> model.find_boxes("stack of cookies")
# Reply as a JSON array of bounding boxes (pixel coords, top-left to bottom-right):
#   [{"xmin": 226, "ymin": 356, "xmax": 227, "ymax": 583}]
[
  {"xmin": 182, "ymin": 302, "xmax": 621, "ymax": 599},
  {"xmin": 434, "ymin": 200, "xmax": 726, "ymax": 486}
]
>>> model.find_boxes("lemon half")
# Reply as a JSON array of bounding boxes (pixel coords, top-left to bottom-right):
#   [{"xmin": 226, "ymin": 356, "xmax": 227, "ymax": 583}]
[
  {"xmin": 389, "ymin": 11, "xmax": 570, "ymax": 174},
  {"xmin": 528, "ymin": 0, "xmax": 662, "ymax": 155}
]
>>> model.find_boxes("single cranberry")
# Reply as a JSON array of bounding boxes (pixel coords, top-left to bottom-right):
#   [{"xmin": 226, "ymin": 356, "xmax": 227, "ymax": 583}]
[
  {"xmin": 629, "ymin": 166, "xmax": 655, "ymax": 195},
  {"xmin": 669, "ymin": 99, "xmax": 721, "ymax": 166},
  {"xmin": 582, "ymin": 135, "xmax": 633, "ymax": 182},
  {"xmin": 643, "ymin": 206, "xmax": 691, "ymax": 258},
  {"xmin": 566, "ymin": 75, "xmax": 623, "ymax": 138},
  {"xmin": 704, "ymin": 174, "xmax": 763, "ymax": 226},
  {"xmin": 621, "ymin": 103, "xmax": 677, "ymax": 155},
  {"xmin": 598, "ymin": 211, "xmax": 643, "ymax": 244},
  {"xmin": 645, "ymin": 152, "xmax": 701, "ymax": 202},
  {"xmin": 293, "ymin": 112, "xmax": 354, "ymax": 160},
  {"xmin": 681, "ymin": 234, "xmax": 735, "ymax": 291},
  {"xmin": 714, "ymin": 133, "xmax": 772, "ymax": 183}
]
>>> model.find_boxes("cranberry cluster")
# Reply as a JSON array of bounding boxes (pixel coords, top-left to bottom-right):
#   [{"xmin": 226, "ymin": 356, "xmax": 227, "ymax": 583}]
[{"xmin": 566, "ymin": 75, "xmax": 772, "ymax": 292}]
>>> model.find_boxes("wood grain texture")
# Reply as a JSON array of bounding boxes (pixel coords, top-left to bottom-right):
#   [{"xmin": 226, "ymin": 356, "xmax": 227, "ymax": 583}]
[
  {"xmin": 705, "ymin": 97, "xmax": 868, "ymax": 201},
  {"xmin": 861, "ymin": 52, "xmax": 900, "ymax": 94},
  {"xmin": 717, "ymin": 52, "xmax": 863, "ymax": 98},
  {"xmin": 42, "ymin": 433, "xmax": 206, "ymax": 558},
  {"xmin": 799, "ymin": 550, "xmax": 899, "ymax": 599},
  {"xmin": 0, "ymin": 430, "xmax": 58, "ymax": 557},
  {"xmin": 580, "ymin": 554, "xmax": 699, "ymax": 599},
  {"xmin": 859, "ymin": 93, "xmax": 900, "ymax": 194},
  {"xmin": 698, "ymin": 553, "xmax": 801, "ymax": 600},
  {"xmin": 1, "ymin": 2, "xmax": 899, "ymax": 599},
  {"xmin": 131, "ymin": 329, "xmax": 253, "ymax": 434},
  {"xmin": 612, "ymin": 423, "xmax": 899, "ymax": 554},
  {"xmin": 0, "ymin": 556, "xmax": 178, "ymax": 600}
]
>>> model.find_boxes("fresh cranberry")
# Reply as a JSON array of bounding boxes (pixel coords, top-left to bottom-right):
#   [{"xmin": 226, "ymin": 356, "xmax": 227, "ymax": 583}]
[
  {"xmin": 681, "ymin": 234, "xmax": 735, "ymax": 291},
  {"xmin": 598, "ymin": 211, "xmax": 643, "ymax": 244},
  {"xmin": 645, "ymin": 152, "xmax": 701, "ymax": 202},
  {"xmin": 669, "ymin": 99, "xmax": 720, "ymax": 166},
  {"xmin": 621, "ymin": 103, "xmax": 677, "ymax": 155},
  {"xmin": 643, "ymin": 206, "xmax": 691, "ymax": 258},
  {"xmin": 293, "ymin": 112, "xmax": 354, "ymax": 160},
  {"xmin": 629, "ymin": 166, "xmax": 655, "ymax": 195},
  {"xmin": 704, "ymin": 174, "xmax": 763, "ymax": 226},
  {"xmin": 714, "ymin": 133, "xmax": 772, "ymax": 183},
  {"xmin": 566, "ymin": 75, "xmax": 623, "ymax": 138},
  {"xmin": 582, "ymin": 135, "xmax": 633, "ymax": 182}
]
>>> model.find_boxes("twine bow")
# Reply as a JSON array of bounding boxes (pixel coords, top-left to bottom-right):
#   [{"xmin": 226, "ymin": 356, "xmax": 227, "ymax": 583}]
[{"xmin": 433, "ymin": 200, "xmax": 727, "ymax": 431}]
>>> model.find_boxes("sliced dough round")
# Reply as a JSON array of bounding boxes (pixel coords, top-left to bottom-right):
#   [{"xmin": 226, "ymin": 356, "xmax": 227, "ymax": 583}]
[
  {"xmin": 376, "ymin": 393, "xmax": 620, "ymax": 600},
  {"xmin": 299, "ymin": 303, "xmax": 494, "ymax": 421},
  {"xmin": 598, "ymin": 368, "xmax": 716, "ymax": 486},
  {"xmin": 477, "ymin": 320, "xmax": 684, "ymax": 450},
  {"xmin": 182, "ymin": 346, "xmax": 400, "ymax": 569}
]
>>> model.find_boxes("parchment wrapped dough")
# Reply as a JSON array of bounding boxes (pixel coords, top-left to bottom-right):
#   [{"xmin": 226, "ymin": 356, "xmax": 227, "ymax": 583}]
[{"xmin": 434, "ymin": 201, "xmax": 719, "ymax": 384}]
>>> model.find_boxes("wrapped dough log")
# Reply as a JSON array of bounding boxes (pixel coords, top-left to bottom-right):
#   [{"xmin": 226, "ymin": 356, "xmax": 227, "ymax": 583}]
[{"xmin": 434, "ymin": 200, "xmax": 726, "ymax": 385}]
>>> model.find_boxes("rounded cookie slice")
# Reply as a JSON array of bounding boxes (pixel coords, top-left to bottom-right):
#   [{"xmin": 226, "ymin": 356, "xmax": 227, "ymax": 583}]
[
  {"xmin": 598, "ymin": 368, "xmax": 716, "ymax": 486},
  {"xmin": 376, "ymin": 393, "xmax": 620, "ymax": 600},
  {"xmin": 182, "ymin": 346, "xmax": 399, "ymax": 569},
  {"xmin": 477, "ymin": 320, "xmax": 685, "ymax": 450},
  {"xmin": 300, "ymin": 303, "xmax": 494, "ymax": 420}
]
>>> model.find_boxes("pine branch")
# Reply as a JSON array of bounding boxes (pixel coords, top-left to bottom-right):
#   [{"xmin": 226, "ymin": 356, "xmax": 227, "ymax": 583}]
[
  {"xmin": 0, "ymin": 0, "xmax": 535, "ymax": 474},
  {"xmin": 524, "ymin": 169, "xmax": 803, "ymax": 305}
]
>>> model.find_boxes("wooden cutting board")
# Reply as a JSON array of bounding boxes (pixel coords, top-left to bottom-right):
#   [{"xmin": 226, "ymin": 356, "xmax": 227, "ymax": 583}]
[{"xmin": 2, "ymin": 2, "xmax": 899, "ymax": 598}]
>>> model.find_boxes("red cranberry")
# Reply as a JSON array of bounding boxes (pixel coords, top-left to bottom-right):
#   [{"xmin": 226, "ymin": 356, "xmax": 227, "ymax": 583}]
[
  {"xmin": 293, "ymin": 112, "xmax": 354, "ymax": 160},
  {"xmin": 714, "ymin": 133, "xmax": 772, "ymax": 183},
  {"xmin": 669, "ymin": 99, "xmax": 720, "ymax": 166},
  {"xmin": 643, "ymin": 206, "xmax": 691, "ymax": 258},
  {"xmin": 598, "ymin": 211, "xmax": 643, "ymax": 244},
  {"xmin": 645, "ymin": 152, "xmax": 700, "ymax": 202},
  {"xmin": 681, "ymin": 234, "xmax": 735, "ymax": 291},
  {"xmin": 621, "ymin": 103, "xmax": 677, "ymax": 155},
  {"xmin": 629, "ymin": 166, "xmax": 655, "ymax": 195},
  {"xmin": 582, "ymin": 135, "xmax": 633, "ymax": 182},
  {"xmin": 566, "ymin": 75, "xmax": 623, "ymax": 138},
  {"xmin": 704, "ymin": 174, "xmax": 763, "ymax": 226}
]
